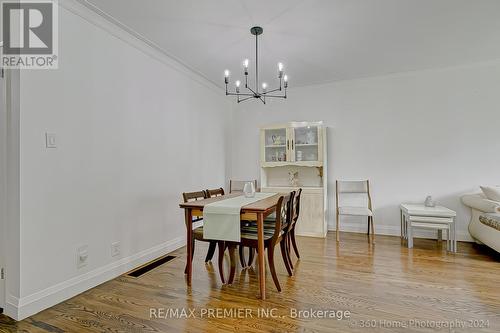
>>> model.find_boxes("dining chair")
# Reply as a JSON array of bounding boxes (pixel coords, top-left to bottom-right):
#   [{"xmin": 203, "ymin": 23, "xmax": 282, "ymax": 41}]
[
  {"xmin": 182, "ymin": 190, "xmax": 220, "ymax": 276},
  {"xmin": 206, "ymin": 187, "xmax": 225, "ymax": 198},
  {"xmin": 204, "ymin": 186, "xmax": 254, "ymax": 279},
  {"xmin": 205, "ymin": 187, "xmax": 230, "ymax": 282},
  {"xmin": 229, "ymin": 179, "xmax": 258, "ymax": 193},
  {"xmin": 233, "ymin": 192, "xmax": 295, "ymax": 291},
  {"xmin": 229, "ymin": 179, "xmax": 259, "ymax": 266},
  {"xmin": 287, "ymin": 188, "xmax": 303, "ymax": 266},
  {"xmin": 248, "ymin": 189, "xmax": 300, "ymax": 275},
  {"xmin": 336, "ymin": 180, "xmax": 374, "ymax": 242}
]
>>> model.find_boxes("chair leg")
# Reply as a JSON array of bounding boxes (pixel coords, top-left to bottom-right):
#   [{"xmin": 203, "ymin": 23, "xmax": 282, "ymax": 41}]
[
  {"xmin": 184, "ymin": 238, "xmax": 195, "ymax": 274},
  {"xmin": 228, "ymin": 243, "xmax": 237, "ymax": 284},
  {"xmin": 247, "ymin": 248, "xmax": 255, "ymax": 266},
  {"xmin": 205, "ymin": 241, "xmax": 217, "ymax": 262},
  {"xmin": 238, "ymin": 246, "xmax": 247, "ymax": 268},
  {"xmin": 370, "ymin": 216, "xmax": 375, "ymax": 243},
  {"xmin": 290, "ymin": 227, "xmax": 300, "ymax": 259},
  {"xmin": 367, "ymin": 216, "xmax": 370, "ymax": 235},
  {"xmin": 217, "ymin": 241, "xmax": 226, "ymax": 284},
  {"xmin": 267, "ymin": 245, "xmax": 281, "ymax": 292},
  {"xmin": 286, "ymin": 235, "xmax": 294, "ymax": 270},
  {"xmin": 280, "ymin": 239, "xmax": 293, "ymax": 276},
  {"xmin": 336, "ymin": 212, "xmax": 340, "ymax": 242}
]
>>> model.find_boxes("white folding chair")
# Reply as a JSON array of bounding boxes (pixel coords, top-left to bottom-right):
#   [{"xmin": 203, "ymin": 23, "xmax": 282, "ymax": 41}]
[
  {"xmin": 335, "ymin": 180, "xmax": 374, "ymax": 242},
  {"xmin": 229, "ymin": 179, "xmax": 258, "ymax": 193}
]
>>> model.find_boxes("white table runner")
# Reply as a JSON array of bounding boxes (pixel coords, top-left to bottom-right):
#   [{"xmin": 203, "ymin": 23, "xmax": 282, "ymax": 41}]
[{"xmin": 203, "ymin": 192, "xmax": 277, "ymax": 242}]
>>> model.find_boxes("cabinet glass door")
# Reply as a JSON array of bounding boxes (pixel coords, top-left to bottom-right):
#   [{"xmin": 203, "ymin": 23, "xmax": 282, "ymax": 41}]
[
  {"xmin": 264, "ymin": 128, "xmax": 288, "ymax": 162},
  {"xmin": 293, "ymin": 126, "xmax": 319, "ymax": 162}
]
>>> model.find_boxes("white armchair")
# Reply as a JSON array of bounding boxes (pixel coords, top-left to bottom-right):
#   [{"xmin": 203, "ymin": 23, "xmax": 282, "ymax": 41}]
[{"xmin": 461, "ymin": 193, "xmax": 500, "ymax": 252}]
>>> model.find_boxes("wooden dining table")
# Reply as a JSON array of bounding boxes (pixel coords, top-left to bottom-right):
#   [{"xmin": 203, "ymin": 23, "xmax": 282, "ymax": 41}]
[{"xmin": 179, "ymin": 192, "xmax": 282, "ymax": 300}]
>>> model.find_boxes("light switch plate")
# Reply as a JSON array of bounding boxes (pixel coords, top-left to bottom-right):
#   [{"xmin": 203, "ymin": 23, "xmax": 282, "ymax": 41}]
[
  {"xmin": 111, "ymin": 242, "xmax": 120, "ymax": 257},
  {"xmin": 45, "ymin": 132, "xmax": 57, "ymax": 148},
  {"xmin": 77, "ymin": 245, "xmax": 88, "ymax": 268}
]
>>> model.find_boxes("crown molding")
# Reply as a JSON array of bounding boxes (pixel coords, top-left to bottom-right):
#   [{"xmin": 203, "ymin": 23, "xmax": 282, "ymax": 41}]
[{"xmin": 59, "ymin": 0, "xmax": 222, "ymax": 95}]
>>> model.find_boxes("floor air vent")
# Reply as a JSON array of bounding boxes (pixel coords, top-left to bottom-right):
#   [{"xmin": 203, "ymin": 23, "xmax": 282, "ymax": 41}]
[{"xmin": 127, "ymin": 255, "xmax": 176, "ymax": 278}]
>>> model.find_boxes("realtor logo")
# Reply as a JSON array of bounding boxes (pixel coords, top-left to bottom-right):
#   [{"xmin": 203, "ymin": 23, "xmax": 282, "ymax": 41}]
[{"xmin": 1, "ymin": 0, "xmax": 58, "ymax": 69}]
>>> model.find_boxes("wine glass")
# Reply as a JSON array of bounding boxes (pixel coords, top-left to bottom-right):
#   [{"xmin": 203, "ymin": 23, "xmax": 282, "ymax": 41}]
[{"xmin": 243, "ymin": 181, "xmax": 256, "ymax": 198}]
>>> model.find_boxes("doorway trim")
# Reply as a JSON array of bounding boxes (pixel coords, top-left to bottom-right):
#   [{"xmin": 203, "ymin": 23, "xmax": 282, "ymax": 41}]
[{"xmin": 0, "ymin": 40, "xmax": 6, "ymax": 311}]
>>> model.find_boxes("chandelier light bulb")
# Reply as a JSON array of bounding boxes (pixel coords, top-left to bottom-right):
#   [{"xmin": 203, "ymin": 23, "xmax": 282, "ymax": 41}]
[
  {"xmin": 284, "ymin": 75, "xmax": 288, "ymax": 88},
  {"xmin": 224, "ymin": 69, "xmax": 230, "ymax": 84},
  {"xmin": 236, "ymin": 80, "xmax": 241, "ymax": 87},
  {"xmin": 243, "ymin": 59, "xmax": 249, "ymax": 76},
  {"xmin": 262, "ymin": 82, "xmax": 268, "ymax": 91},
  {"xmin": 278, "ymin": 63, "xmax": 284, "ymax": 78}
]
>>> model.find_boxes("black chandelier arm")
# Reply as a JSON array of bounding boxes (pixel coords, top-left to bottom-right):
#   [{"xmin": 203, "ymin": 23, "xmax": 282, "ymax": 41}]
[
  {"xmin": 259, "ymin": 93, "xmax": 287, "ymax": 98},
  {"xmin": 226, "ymin": 82, "xmax": 259, "ymax": 96},
  {"xmin": 261, "ymin": 87, "xmax": 282, "ymax": 95},
  {"xmin": 237, "ymin": 96, "xmax": 254, "ymax": 103},
  {"xmin": 245, "ymin": 85, "xmax": 258, "ymax": 95},
  {"xmin": 226, "ymin": 92, "xmax": 255, "ymax": 97}
]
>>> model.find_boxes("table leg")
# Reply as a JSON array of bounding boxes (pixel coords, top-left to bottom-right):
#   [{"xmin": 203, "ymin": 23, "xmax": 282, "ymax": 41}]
[
  {"xmin": 400, "ymin": 209, "xmax": 403, "ymax": 239},
  {"xmin": 446, "ymin": 224, "xmax": 451, "ymax": 251},
  {"xmin": 452, "ymin": 225, "xmax": 454, "ymax": 251},
  {"xmin": 408, "ymin": 220, "xmax": 413, "ymax": 248},
  {"xmin": 453, "ymin": 219, "xmax": 457, "ymax": 253},
  {"xmin": 438, "ymin": 229, "xmax": 442, "ymax": 242},
  {"xmin": 257, "ymin": 212, "xmax": 266, "ymax": 300},
  {"xmin": 403, "ymin": 213, "xmax": 407, "ymax": 240},
  {"xmin": 185, "ymin": 208, "xmax": 193, "ymax": 286}
]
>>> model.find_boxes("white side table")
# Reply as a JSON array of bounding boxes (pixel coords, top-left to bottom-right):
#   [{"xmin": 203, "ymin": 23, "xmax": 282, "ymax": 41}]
[{"xmin": 400, "ymin": 204, "xmax": 457, "ymax": 252}]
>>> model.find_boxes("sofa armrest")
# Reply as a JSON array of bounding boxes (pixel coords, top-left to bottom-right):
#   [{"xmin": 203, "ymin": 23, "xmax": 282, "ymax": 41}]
[{"xmin": 462, "ymin": 194, "xmax": 500, "ymax": 213}]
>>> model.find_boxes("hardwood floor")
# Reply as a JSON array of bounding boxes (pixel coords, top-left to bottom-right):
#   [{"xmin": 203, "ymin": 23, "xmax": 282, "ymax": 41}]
[{"xmin": 1, "ymin": 232, "xmax": 499, "ymax": 332}]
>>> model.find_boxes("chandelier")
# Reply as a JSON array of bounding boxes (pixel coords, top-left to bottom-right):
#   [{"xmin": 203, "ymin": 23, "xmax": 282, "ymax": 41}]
[{"xmin": 224, "ymin": 26, "xmax": 288, "ymax": 104}]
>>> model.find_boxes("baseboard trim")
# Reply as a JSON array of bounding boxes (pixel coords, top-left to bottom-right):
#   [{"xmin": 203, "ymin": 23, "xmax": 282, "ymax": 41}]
[
  {"xmin": 6, "ymin": 236, "xmax": 185, "ymax": 321},
  {"xmin": 328, "ymin": 223, "xmax": 474, "ymax": 242}
]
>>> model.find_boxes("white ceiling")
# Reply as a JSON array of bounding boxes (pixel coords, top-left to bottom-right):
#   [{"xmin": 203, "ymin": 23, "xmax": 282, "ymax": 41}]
[{"xmin": 86, "ymin": 0, "xmax": 500, "ymax": 88}]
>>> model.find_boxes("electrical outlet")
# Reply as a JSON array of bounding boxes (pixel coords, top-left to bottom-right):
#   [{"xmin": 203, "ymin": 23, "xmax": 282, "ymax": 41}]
[
  {"xmin": 111, "ymin": 242, "xmax": 120, "ymax": 257},
  {"xmin": 77, "ymin": 245, "xmax": 88, "ymax": 268}
]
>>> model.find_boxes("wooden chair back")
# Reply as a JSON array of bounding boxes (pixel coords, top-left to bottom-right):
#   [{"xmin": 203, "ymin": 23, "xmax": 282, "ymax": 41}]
[
  {"xmin": 229, "ymin": 179, "xmax": 258, "ymax": 193},
  {"xmin": 182, "ymin": 190, "xmax": 208, "ymax": 222},
  {"xmin": 206, "ymin": 187, "xmax": 225, "ymax": 198},
  {"xmin": 182, "ymin": 190, "xmax": 208, "ymax": 203},
  {"xmin": 271, "ymin": 192, "xmax": 294, "ymax": 243},
  {"xmin": 291, "ymin": 188, "xmax": 302, "ymax": 228}
]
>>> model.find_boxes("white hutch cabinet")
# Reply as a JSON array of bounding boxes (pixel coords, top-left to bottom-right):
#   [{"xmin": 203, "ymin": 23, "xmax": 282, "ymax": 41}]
[{"xmin": 260, "ymin": 122, "xmax": 328, "ymax": 238}]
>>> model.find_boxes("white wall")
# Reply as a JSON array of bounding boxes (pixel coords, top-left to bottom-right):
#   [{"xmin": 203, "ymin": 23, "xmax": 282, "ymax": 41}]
[
  {"xmin": 6, "ymin": 1, "xmax": 232, "ymax": 319},
  {"xmin": 230, "ymin": 60, "xmax": 500, "ymax": 240}
]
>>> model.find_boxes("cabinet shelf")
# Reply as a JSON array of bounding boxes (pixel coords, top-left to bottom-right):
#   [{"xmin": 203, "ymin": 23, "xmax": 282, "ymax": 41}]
[
  {"xmin": 262, "ymin": 161, "xmax": 322, "ymax": 168},
  {"xmin": 295, "ymin": 143, "xmax": 318, "ymax": 147},
  {"xmin": 265, "ymin": 145, "xmax": 286, "ymax": 148}
]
